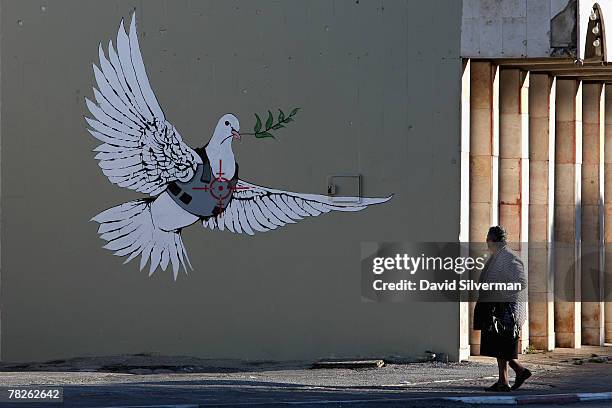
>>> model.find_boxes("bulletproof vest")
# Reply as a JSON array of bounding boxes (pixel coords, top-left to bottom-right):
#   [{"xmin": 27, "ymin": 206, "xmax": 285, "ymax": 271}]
[{"xmin": 166, "ymin": 147, "xmax": 239, "ymax": 218}]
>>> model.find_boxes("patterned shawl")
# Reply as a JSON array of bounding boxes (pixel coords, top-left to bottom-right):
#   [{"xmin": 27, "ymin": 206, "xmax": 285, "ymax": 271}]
[{"xmin": 477, "ymin": 245, "xmax": 527, "ymax": 326}]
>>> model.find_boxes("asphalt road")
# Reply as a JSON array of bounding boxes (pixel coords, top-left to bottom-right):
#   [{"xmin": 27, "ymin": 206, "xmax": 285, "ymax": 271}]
[
  {"xmin": 0, "ymin": 348, "xmax": 609, "ymax": 407},
  {"xmin": 0, "ymin": 363, "xmax": 608, "ymax": 407}
]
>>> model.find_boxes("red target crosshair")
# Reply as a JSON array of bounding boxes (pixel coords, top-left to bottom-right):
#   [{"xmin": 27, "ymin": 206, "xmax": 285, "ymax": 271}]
[{"xmin": 192, "ymin": 160, "xmax": 252, "ymax": 208}]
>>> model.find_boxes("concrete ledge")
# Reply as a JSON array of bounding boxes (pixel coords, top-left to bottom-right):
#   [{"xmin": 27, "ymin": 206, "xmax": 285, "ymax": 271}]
[{"xmin": 311, "ymin": 360, "xmax": 385, "ymax": 369}]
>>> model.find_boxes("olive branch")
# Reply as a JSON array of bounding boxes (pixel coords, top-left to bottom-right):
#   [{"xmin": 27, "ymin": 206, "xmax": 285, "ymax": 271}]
[{"xmin": 242, "ymin": 108, "xmax": 300, "ymax": 138}]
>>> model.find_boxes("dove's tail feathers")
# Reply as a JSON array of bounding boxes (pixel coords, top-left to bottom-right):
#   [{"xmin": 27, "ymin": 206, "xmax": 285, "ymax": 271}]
[{"xmin": 92, "ymin": 199, "xmax": 190, "ymax": 279}]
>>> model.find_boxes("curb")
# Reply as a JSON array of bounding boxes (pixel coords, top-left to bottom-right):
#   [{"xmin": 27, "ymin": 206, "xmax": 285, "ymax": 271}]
[
  {"xmin": 446, "ymin": 391, "xmax": 612, "ymax": 405},
  {"xmin": 98, "ymin": 392, "xmax": 612, "ymax": 407}
]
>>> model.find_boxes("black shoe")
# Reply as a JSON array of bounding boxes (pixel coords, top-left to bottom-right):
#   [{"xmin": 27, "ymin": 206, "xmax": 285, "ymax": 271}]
[
  {"xmin": 511, "ymin": 368, "xmax": 532, "ymax": 390},
  {"xmin": 485, "ymin": 382, "xmax": 511, "ymax": 392}
]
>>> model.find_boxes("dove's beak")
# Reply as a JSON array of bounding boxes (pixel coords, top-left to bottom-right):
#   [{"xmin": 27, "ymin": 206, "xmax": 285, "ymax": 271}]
[{"xmin": 231, "ymin": 128, "xmax": 241, "ymax": 141}]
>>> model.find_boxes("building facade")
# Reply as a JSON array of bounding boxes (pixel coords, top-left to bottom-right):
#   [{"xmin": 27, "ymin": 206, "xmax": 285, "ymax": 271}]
[
  {"xmin": 0, "ymin": 0, "xmax": 608, "ymax": 363},
  {"xmin": 461, "ymin": 0, "xmax": 612, "ymax": 354}
]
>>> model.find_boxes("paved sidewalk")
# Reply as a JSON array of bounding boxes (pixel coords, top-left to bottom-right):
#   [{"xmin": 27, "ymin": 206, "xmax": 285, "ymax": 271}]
[{"xmin": 0, "ymin": 346, "xmax": 609, "ymax": 406}]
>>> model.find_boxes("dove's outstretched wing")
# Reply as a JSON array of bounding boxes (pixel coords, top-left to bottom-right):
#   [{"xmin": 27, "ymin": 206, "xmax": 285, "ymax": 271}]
[
  {"xmin": 86, "ymin": 13, "xmax": 201, "ymax": 196},
  {"xmin": 202, "ymin": 180, "xmax": 392, "ymax": 235}
]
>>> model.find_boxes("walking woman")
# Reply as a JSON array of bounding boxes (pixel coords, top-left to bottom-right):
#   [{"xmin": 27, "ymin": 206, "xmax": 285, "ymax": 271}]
[{"xmin": 474, "ymin": 226, "xmax": 531, "ymax": 392}]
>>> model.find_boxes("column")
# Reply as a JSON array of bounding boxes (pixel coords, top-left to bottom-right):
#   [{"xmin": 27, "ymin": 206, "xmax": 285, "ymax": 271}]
[
  {"xmin": 554, "ymin": 79, "xmax": 582, "ymax": 348},
  {"xmin": 459, "ymin": 59, "xmax": 471, "ymax": 361},
  {"xmin": 499, "ymin": 68, "xmax": 529, "ymax": 351},
  {"xmin": 581, "ymin": 83, "xmax": 605, "ymax": 346},
  {"xmin": 604, "ymin": 86, "xmax": 612, "ymax": 343},
  {"xmin": 528, "ymin": 74, "xmax": 555, "ymax": 351},
  {"xmin": 469, "ymin": 61, "xmax": 499, "ymax": 355}
]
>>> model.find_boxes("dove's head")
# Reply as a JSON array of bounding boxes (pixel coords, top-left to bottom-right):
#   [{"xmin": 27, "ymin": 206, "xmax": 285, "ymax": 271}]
[{"xmin": 212, "ymin": 114, "xmax": 241, "ymax": 147}]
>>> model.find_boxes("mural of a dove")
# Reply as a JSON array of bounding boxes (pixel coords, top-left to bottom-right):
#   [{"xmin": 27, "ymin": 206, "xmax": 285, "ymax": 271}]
[{"xmin": 86, "ymin": 13, "xmax": 392, "ymax": 278}]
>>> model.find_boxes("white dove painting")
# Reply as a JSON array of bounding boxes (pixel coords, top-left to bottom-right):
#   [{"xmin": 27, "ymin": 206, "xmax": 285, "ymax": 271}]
[{"xmin": 86, "ymin": 13, "xmax": 392, "ymax": 278}]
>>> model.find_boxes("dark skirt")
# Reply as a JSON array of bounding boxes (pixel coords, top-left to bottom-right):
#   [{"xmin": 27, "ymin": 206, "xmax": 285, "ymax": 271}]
[{"xmin": 480, "ymin": 329, "xmax": 519, "ymax": 360}]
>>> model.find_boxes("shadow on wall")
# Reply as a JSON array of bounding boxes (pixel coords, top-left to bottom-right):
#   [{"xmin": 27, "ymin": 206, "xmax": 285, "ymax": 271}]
[{"xmin": 551, "ymin": 0, "xmax": 577, "ymax": 56}]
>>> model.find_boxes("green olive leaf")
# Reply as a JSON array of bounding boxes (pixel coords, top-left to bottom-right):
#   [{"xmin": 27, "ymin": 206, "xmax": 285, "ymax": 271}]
[
  {"xmin": 256, "ymin": 131, "xmax": 275, "ymax": 139},
  {"xmin": 254, "ymin": 114, "xmax": 262, "ymax": 133},
  {"xmin": 250, "ymin": 107, "xmax": 300, "ymax": 140}
]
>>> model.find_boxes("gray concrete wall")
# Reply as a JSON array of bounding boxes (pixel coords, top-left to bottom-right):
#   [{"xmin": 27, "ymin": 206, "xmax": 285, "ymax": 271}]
[{"xmin": 0, "ymin": 0, "xmax": 463, "ymax": 362}]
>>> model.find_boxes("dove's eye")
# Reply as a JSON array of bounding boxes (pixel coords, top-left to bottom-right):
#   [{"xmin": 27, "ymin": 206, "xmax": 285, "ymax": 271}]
[{"xmin": 225, "ymin": 121, "xmax": 230, "ymax": 126}]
